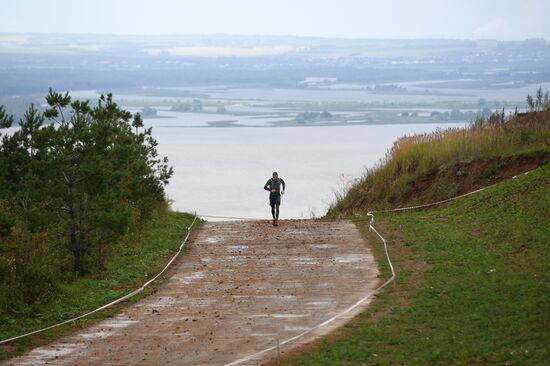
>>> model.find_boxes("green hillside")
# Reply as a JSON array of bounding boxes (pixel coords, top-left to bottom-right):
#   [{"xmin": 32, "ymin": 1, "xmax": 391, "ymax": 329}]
[{"xmin": 279, "ymin": 163, "xmax": 549, "ymax": 365}]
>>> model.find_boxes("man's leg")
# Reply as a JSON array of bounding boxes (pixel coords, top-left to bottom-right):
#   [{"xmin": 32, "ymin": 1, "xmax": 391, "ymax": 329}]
[
  {"xmin": 270, "ymin": 194, "xmax": 280, "ymax": 226},
  {"xmin": 270, "ymin": 202, "xmax": 276, "ymax": 226},
  {"xmin": 274, "ymin": 195, "xmax": 281, "ymax": 226}
]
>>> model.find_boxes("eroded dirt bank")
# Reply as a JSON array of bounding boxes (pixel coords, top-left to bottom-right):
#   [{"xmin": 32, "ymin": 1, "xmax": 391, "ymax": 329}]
[{"xmin": 5, "ymin": 219, "xmax": 379, "ymax": 366}]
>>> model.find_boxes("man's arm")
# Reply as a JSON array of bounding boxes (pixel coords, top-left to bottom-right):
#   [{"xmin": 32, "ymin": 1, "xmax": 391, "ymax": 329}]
[
  {"xmin": 281, "ymin": 178, "xmax": 286, "ymax": 193},
  {"xmin": 264, "ymin": 180, "xmax": 271, "ymax": 191}
]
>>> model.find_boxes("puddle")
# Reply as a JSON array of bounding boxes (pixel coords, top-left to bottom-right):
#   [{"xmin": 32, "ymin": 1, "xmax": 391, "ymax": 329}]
[
  {"xmin": 22, "ymin": 343, "xmax": 84, "ymax": 362},
  {"xmin": 247, "ymin": 312, "xmax": 310, "ymax": 319},
  {"xmin": 187, "ymin": 298, "xmax": 217, "ymax": 306},
  {"xmin": 174, "ymin": 271, "xmax": 206, "ymax": 284},
  {"xmin": 284, "ymin": 325, "xmax": 311, "ymax": 331},
  {"xmin": 223, "ymin": 255, "xmax": 247, "ymax": 261},
  {"xmin": 226, "ymin": 245, "xmax": 249, "ymax": 252},
  {"xmin": 139, "ymin": 296, "xmax": 176, "ymax": 308},
  {"xmin": 78, "ymin": 331, "xmax": 113, "ymax": 339},
  {"xmin": 204, "ymin": 236, "xmax": 223, "ymax": 244},
  {"xmin": 233, "ymin": 295, "xmax": 297, "ymax": 301},
  {"xmin": 334, "ymin": 254, "xmax": 365, "ymax": 263},
  {"xmin": 258, "ymin": 255, "xmax": 287, "ymax": 263},
  {"xmin": 271, "ymin": 313, "xmax": 310, "ymax": 318},
  {"xmin": 290, "ymin": 257, "xmax": 315, "ymax": 261},
  {"xmin": 250, "ymin": 333, "xmax": 278, "ymax": 337},
  {"xmin": 289, "ymin": 257, "xmax": 320, "ymax": 265},
  {"xmin": 305, "ymin": 300, "xmax": 333, "ymax": 308},
  {"xmin": 281, "ymin": 281, "xmax": 304, "ymax": 289},
  {"xmin": 310, "ymin": 244, "xmax": 337, "ymax": 249},
  {"xmin": 100, "ymin": 319, "xmax": 138, "ymax": 328}
]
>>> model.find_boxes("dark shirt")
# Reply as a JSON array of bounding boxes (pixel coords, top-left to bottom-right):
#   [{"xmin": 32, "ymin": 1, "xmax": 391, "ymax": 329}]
[{"xmin": 264, "ymin": 178, "xmax": 286, "ymax": 194}]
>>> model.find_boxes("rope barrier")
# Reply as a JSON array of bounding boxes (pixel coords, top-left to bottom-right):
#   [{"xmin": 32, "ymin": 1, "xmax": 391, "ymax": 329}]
[
  {"xmin": 0, "ymin": 213, "xmax": 199, "ymax": 345},
  {"xmin": 364, "ymin": 169, "xmax": 532, "ymax": 217},
  {"xmin": 198, "ymin": 214, "xmax": 264, "ymax": 221}
]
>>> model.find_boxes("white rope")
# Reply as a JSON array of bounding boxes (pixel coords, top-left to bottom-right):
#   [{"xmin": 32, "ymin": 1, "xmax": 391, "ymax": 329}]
[
  {"xmin": 224, "ymin": 170, "xmax": 534, "ymax": 365},
  {"xmin": 0, "ymin": 213, "xmax": 199, "ymax": 345},
  {"xmin": 364, "ymin": 170, "xmax": 533, "ymax": 218},
  {"xmin": 198, "ymin": 214, "xmax": 263, "ymax": 221}
]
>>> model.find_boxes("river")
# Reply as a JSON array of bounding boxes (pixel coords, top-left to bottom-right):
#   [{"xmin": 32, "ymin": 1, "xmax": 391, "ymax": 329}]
[{"xmin": 152, "ymin": 122, "xmax": 464, "ymax": 219}]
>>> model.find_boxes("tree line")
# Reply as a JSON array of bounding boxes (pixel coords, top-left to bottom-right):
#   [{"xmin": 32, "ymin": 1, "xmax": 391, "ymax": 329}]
[{"xmin": 0, "ymin": 90, "xmax": 172, "ymax": 308}]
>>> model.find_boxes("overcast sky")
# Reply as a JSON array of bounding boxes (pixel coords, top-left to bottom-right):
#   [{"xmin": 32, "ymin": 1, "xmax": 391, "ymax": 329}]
[{"xmin": 1, "ymin": 0, "xmax": 548, "ymax": 40}]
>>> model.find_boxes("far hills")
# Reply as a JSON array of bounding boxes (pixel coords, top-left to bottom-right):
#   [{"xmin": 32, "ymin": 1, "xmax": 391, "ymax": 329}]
[{"xmin": 1, "ymin": 34, "xmax": 549, "ymax": 96}]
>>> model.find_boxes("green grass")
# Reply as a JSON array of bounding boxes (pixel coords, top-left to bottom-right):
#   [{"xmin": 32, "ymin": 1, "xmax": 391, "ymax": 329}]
[
  {"xmin": 280, "ymin": 165, "xmax": 549, "ymax": 365},
  {"xmin": 0, "ymin": 210, "xmax": 200, "ymax": 360}
]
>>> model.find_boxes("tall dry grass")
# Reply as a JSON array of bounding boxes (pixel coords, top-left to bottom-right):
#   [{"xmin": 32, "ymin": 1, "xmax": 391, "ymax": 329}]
[{"xmin": 329, "ymin": 109, "xmax": 550, "ymax": 214}]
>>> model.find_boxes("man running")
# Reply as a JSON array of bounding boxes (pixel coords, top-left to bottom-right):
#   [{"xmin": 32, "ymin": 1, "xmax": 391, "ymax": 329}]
[{"xmin": 264, "ymin": 172, "xmax": 286, "ymax": 226}]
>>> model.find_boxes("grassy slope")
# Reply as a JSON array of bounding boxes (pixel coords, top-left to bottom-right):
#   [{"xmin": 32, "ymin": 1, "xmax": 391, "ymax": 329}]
[
  {"xmin": 0, "ymin": 211, "xmax": 200, "ymax": 360},
  {"xmin": 330, "ymin": 111, "xmax": 550, "ymax": 214},
  {"xmin": 280, "ymin": 165, "xmax": 549, "ymax": 365}
]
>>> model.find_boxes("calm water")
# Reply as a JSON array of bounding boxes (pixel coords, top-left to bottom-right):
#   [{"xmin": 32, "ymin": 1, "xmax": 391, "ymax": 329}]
[{"xmin": 152, "ymin": 122, "xmax": 464, "ymax": 220}]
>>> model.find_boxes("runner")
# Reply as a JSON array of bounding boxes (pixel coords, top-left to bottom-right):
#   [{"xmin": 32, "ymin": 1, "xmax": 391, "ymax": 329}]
[{"xmin": 264, "ymin": 172, "xmax": 286, "ymax": 226}]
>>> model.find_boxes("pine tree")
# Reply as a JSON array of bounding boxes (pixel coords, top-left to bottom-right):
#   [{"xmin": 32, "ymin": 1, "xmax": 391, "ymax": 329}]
[{"xmin": 0, "ymin": 90, "xmax": 173, "ymax": 276}]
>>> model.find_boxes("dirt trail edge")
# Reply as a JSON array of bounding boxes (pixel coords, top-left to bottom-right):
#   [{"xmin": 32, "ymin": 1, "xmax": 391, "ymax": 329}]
[{"xmin": 5, "ymin": 219, "xmax": 380, "ymax": 366}]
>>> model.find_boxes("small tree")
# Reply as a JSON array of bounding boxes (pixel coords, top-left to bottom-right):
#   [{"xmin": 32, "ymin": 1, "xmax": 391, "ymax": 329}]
[
  {"xmin": 536, "ymin": 87, "xmax": 544, "ymax": 111},
  {"xmin": 526, "ymin": 94, "xmax": 535, "ymax": 112},
  {"xmin": 132, "ymin": 112, "xmax": 144, "ymax": 134}
]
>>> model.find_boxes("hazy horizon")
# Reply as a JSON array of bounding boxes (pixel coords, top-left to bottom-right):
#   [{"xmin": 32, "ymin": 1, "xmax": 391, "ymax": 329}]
[
  {"xmin": 1, "ymin": 31, "xmax": 548, "ymax": 42},
  {"xmin": 2, "ymin": 0, "xmax": 549, "ymax": 41}
]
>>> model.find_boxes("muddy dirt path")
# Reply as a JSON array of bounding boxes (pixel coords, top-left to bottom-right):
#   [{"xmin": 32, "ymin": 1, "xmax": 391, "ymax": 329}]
[{"xmin": 5, "ymin": 219, "xmax": 379, "ymax": 366}]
